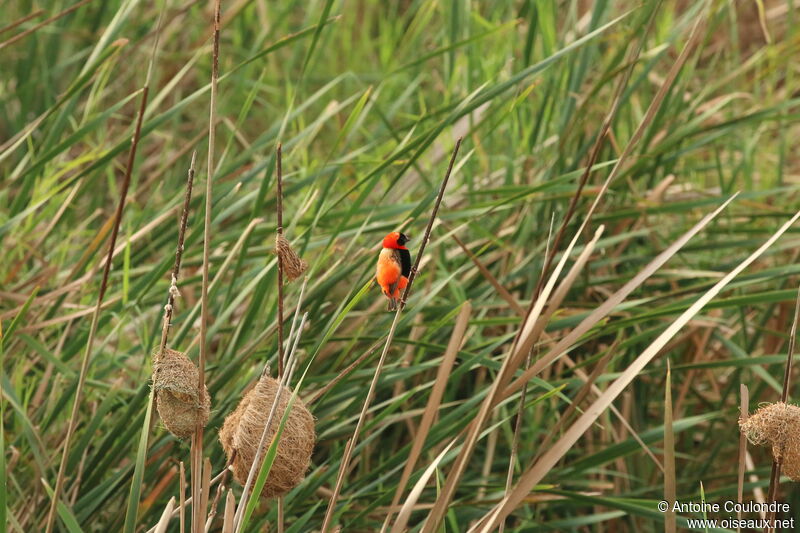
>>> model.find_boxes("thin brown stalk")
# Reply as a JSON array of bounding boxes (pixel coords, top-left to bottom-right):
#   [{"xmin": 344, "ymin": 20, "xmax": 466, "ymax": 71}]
[
  {"xmin": 0, "ymin": 9, "xmax": 44, "ymax": 36},
  {"xmin": 276, "ymin": 143, "xmax": 286, "ymax": 377},
  {"xmin": 205, "ymin": 460, "xmax": 232, "ymax": 532},
  {"xmin": 320, "ymin": 137, "xmax": 463, "ymax": 533},
  {"xmin": 0, "ymin": 0, "xmax": 93, "ymax": 51},
  {"xmin": 190, "ymin": 436, "xmax": 200, "ymax": 533},
  {"xmin": 307, "ymin": 336, "xmax": 385, "ymax": 405},
  {"xmin": 273, "ymin": 143, "xmax": 289, "ymax": 533},
  {"xmin": 664, "ymin": 361, "xmax": 676, "ymax": 533},
  {"xmin": 446, "ymin": 227, "xmax": 524, "ymax": 316},
  {"xmin": 180, "ymin": 462, "xmax": 186, "ymax": 533},
  {"xmin": 765, "ymin": 285, "xmax": 800, "ymax": 530},
  {"xmin": 383, "ymin": 301, "xmax": 472, "ymax": 531},
  {"xmin": 44, "ymin": 27, "xmax": 154, "ymax": 533},
  {"xmin": 233, "ymin": 316, "xmax": 307, "ymax": 531},
  {"xmin": 276, "ymin": 146, "xmax": 287, "ymax": 533},
  {"xmin": 737, "ymin": 384, "xmax": 749, "ymax": 530},
  {"xmin": 159, "ymin": 152, "xmax": 196, "ymax": 354},
  {"xmin": 500, "ymin": 215, "xmax": 556, "ymax": 533},
  {"xmin": 193, "ymin": 1, "xmax": 221, "ymax": 530}
]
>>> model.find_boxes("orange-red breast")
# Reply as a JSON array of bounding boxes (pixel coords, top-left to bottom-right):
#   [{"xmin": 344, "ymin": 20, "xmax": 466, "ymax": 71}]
[{"xmin": 376, "ymin": 231, "xmax": 411, "ymax": 311}]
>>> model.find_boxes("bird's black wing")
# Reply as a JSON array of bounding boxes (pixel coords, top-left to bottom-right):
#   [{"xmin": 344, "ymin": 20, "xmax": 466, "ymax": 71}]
[{"xmin": 396, "ymin": 248, "xmax": 412, "ymax": 277}]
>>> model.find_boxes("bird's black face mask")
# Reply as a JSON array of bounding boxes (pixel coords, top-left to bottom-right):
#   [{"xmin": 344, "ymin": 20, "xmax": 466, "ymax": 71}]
[{"xmin": 398, "ymin": 233, "xmax": 410, "ymax": 246}]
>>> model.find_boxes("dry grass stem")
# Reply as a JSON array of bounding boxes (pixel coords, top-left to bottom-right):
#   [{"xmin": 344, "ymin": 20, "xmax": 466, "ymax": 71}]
[
  {"xmin": 276, "ymin": 143, "xmax": 285, "ymax": 377},
  {"xmin": 192, "ymin": 0, "xmax": 222, "ymax": 530},
  {"xmin": 0, "ymin": 0, "xmax": 94, "ymax": 51},
  {"xmin": 229, "ymin": 313, "xmax": 313, "ymax": 531},
  {"xmin": 321, "ymin": 137, "xmax": 462, "ymax": 532},
  {"xmin": 44, "ymin": 23, "xmax": 157, "ymax": 532},
  {"xmin": 383, "ymin": 301, "xmax": 472, "ymax": 530}
]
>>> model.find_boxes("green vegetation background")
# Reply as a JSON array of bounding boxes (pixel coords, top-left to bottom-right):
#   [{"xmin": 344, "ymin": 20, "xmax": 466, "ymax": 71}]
[{"xmin": 2, "ymin": 0, "xmax": 800, "ymax": 531}]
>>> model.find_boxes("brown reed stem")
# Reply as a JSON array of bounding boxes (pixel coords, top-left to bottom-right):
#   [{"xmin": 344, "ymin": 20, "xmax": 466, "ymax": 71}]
[
  {"xmin": 320, "ymin": 137, "xmax": 462, "ymax": 533},
  {"xmin": 0, "ymin": 9, "xmax": 44, "ymax": 36},
  {"xmin": 193, "ymin": 0, "xmax": 221, "ymax": 530},
  {"xmin": 158, "ymin": 152, "xmax": 196, "ymax": 354},
  {"xmin": 274, "ymin": 142, "xmax": 288, "ymax": 533},
  {"xmin": 307, "ymin": 336, "xmax": 385, "ymax": 405},
  {"xmin": 44, "ymin": 28, "xmax": 154, "ymax": 533},
  {"xmin": 0, "ymin": 0, "xmax": 93, "ymax": 51},
  {"xmin": 123, "ymin": 151, "xmax": 196, "ymax": 529},
  {"xmin": 765, "ymin": 285, "xmax": 800, "ymax": 530},
  {"xmin": 737, "ymin": 384, "xmax": 748, "ymax": 528},
  {"xmin": 276, "ymin": 143, "xmax": 285, "ymax": 377}
]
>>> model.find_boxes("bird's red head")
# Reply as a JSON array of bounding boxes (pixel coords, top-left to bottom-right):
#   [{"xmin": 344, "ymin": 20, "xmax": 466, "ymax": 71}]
[{"xmin": 382, "ymin": 231, "xmax": 410, "ymax": 250}]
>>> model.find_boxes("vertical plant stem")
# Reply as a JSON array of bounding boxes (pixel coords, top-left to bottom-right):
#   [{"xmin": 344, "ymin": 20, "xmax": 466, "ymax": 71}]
[
  {"xmin": 275, "ymin": 142, "xmax": 287, "ymax": 533},
  {"xmin": 737, "ymin": 384, "xmax": 749, "ymax": 530},
  {"xmin": 159, "ymin": 152, "xmax": 196, "ymax": 353},
  {"xmin": 180, "ymin": 461, "xmax": 186, "ymax": 533},
  {"xmin": 44, "ymin": 29, "xmax": 155, "ymax": 533},
  {"xmin": 193, "ymin": 1, "xmax": 221, "ymax": 531},
  {"xmin": 276, "ymin": 143, "xmax": 285, "ymax": 377},
  {"xmin": 123, "ymin": 151, "xmax": 195, "ymax": 533},
  {"xmin": 320, "ymin": 137, "xmax": 462, "ymax": 532},
  {"xmin": 765, "ymin": 285, "xmax": 800, "ymax": 530},
  {"xmin": 233, "ymin": 315, "xmax": 307, "ymax": 531},
  {"xmin": 664, "ymin": 361, "xmax": 676, "ymax": 533},
  {"xmin": 500, "ymin": 216, "xmax": 554, "ymax": 533}
]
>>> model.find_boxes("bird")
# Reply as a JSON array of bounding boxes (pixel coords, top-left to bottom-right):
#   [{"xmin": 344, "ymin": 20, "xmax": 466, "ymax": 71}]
[{"xmin": 376, "ymin": 231, "xmax": 411, "ymax": 311}]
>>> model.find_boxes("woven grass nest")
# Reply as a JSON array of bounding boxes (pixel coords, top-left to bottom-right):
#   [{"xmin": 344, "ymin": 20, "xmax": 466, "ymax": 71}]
[
  {"xmin": 153, "ymin": 348, "xmax": 211, "ymax": 439},
  {"xmin": 220, "ymin": 374, "xmax": 315, "ymax": 498},
  {"xmin": 740, "ymin": 402, "xmax": 800, "ymax": 480},
  {"xmin": 275, "ymin": 234, "xmax": 307, "ymax": 282}
]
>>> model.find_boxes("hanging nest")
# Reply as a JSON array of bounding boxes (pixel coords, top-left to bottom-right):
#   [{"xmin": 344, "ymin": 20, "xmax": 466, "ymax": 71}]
[
  {"xmin": 275, "ymin": 234, "xmax": 308, "ymax": 282},
  {"xmin": 153, "ymin": 348, "xmax": 211, "ymax": 439},
  {"xmin": 219, "ymin": 374, "xmax": 315, "ymax": 498},
  {"xmin": 739, "ymin": 402, "xmax": 800, "ymax": 480}
]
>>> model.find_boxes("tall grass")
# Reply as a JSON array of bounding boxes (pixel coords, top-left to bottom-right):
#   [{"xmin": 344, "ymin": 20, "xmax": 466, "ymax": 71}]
[{"xmin": 3, "ymin": 0, "xmax": 800, "ymax": 531}]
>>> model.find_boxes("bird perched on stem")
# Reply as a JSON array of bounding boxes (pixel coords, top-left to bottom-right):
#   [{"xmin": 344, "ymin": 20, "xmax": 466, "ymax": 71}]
[{"xmin": 376, "ymin": 231, "xmax": 411, "ymax": 311}]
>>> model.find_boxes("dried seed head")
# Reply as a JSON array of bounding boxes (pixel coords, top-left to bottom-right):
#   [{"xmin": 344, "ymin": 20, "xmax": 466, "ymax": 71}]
[
  {"xmin": 739, "ymin": 402, "xmax": 800, "ymax": 480},
  {"xmin": 153, "ymin": 348, "xmax": 211, "ymax": 439},
  {"xmin": 219, "ymin": 374, "xmax": 315, "ymax": 498},
  {"xmin": 275, "ymin": 234, "xmax": 307, "ymax": 282}
]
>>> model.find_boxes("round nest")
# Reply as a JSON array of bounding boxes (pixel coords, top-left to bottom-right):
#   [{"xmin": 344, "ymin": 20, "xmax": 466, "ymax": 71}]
[
  {"xmin": 739, "ymin": 402, "xmax": 800, "ymax": 480},
  {"xmin": 275, "ymin": 234, "xmax": 308, "ymax": 282},
  {"xmin": 219, "ymin": 374, "xmax": 315, "ymax": 498},
  {"xmin": 153, "ymin": 348, "xmax": 211, "ymax": 439}
]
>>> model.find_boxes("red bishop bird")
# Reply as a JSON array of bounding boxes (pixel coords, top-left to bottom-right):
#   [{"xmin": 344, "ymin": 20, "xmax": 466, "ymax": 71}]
[{"xmin": 376, "ymin": 231, "xmax": 411, "ymax": 311}]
